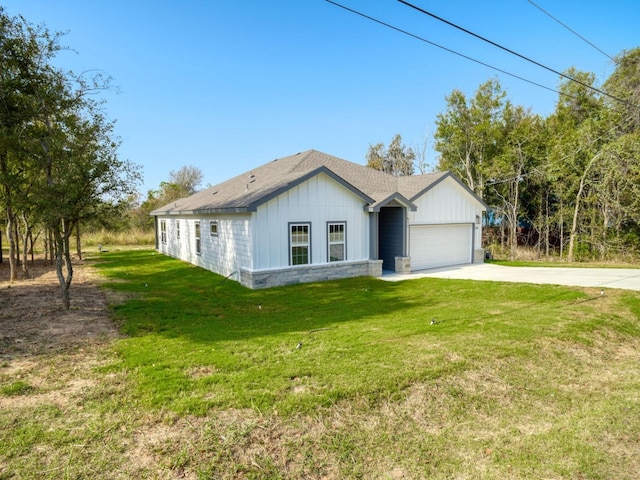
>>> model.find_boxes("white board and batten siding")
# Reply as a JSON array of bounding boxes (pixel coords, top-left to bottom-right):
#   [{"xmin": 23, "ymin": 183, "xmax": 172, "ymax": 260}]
[
  {"xmin": 252, "ymin": 172, "xmax": 370, "ymax": 270},
  {"xmin": 157, "ymin": 214, "xmax": 253, "ymax": 279},
  {"xmin": 407, "ymin": 176, "xmax": 484, "ymax": 271}
]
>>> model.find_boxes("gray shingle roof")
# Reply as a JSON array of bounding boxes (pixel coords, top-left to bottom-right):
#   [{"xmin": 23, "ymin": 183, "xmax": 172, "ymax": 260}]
[{"xmin": 151, "ymin": 150, "xmax": 451, "ymax": 215}]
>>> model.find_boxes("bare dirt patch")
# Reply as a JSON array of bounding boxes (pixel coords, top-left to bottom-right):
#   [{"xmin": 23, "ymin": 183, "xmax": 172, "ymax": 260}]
[{"xmin": 0, "ymin": 257, "xmax": 121, "ymax": 359}]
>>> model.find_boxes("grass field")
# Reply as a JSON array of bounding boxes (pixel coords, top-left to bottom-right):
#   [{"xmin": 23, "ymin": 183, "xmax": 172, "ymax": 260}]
[{"xmin": 2, "ymin": 249, "xmax": 640, "ymax": 479}]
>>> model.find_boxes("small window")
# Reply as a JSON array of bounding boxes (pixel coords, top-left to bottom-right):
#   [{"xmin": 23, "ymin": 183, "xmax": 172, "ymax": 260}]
[
  {"xmin": 176, "ymin": 220, "xmax": 180, "ymax": 239},
  {"xmin": 210, "ymin": 220, "xmax": 218, "ymax": 237},
  {"xmin": 328, "ymin": 222, "xmax": 345, "ymax": 262},
  {"xmin": 160, "ymin": 220, "xmax": 167, "ymax": 244},
  {"xmin": 195, "ymin": 221, "xmax": 201, "ymax": 255},
  {"xmin": 290, "ymin": 223, "xmax": 310, "ymax": 265}
]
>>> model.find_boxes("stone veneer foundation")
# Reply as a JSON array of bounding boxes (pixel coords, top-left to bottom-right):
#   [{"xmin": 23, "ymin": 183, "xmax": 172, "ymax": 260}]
[{"xmin": 240, "ymin": 260, "xmax": 383, "ymax": 289}]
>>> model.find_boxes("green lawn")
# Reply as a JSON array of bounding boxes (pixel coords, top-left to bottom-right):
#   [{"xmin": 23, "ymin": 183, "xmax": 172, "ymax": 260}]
[{"xmin": 2, "ymin": 249, "xmax": 640, "ymax": 479}]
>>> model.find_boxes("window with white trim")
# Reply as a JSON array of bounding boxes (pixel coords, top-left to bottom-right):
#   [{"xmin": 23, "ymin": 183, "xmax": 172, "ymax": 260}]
[
  {"xmin": 290, "ymin": 223, "xmax": 310, "ymax": 265},
  {"xmin": 160, "ymin": 220, "xmax": 167, "ymax": 244},
  {"xmin": 328, "ymin": 222, "xmax": 346, "ymax": 262},
  {"xmin": 195, "ymin": 221, "xmax": 201, "ymax": 255},
  {"xmin": 210, "ymin": 220, "xmax": 218, "ymax": 237},
  {"xmin": 176, "ymin": 220, "xmax": 180, "ymax": 240}
]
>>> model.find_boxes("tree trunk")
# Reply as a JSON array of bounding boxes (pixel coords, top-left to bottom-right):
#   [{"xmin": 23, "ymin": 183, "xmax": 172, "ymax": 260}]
[
  {"xmin": 52, "ymin": 219, "xmax": 74, "ymax": 310},
  {"xmin": 464, "ymin": 151, "xmax": 476, "ymax": 194},
  {"xmin": 509, "ymin": 179, "xmax": 520, "ymax": 260},
  {"xmin": 568, "ymin": 153, "xmax": 601, "ymax": 262},
  {"xmin": 567, "ymin": 179, "xmax": 585, "ymax": 262},
  {"xmin": 43, "ymin": 229, "xmax": 49, "ymax": 264},
  {"xmin": 6, "ymin": 210, "xmax": 18, "ymax": 281},
  {"xmin": 20, "ymin": 214, "xmax": 30, "ymax": 279},
  {"xmin": 13, "ymin": 217, "xmax": 20, "ymax": 270},
  {"xmin": 76, "ymin": 223, "xmax": 82, "ymax": 260},
  {"xmin": 48, "ymin": 228, "xmax": 55, "ymax": 265},
  {"xmin": 544, "ymin": 193, "xmax": 550, "ymax": 257},
  {"xmin": 601, "ymin": 206, "xmax": 609, "ymax": 260},
  {"xmin": 509, "ymin": 226, "xmax": 516, "ymax": 259},
  {"xmin": 1, "ymin": 155, "xmax": 16, "ymax": 277},
  {"xmin": 559, "ymin": 198, "xmax": 564, "ymax": 258},
  {"xmin": 29, "ymin": 230, "xmax": 38, "ymax": 263},
  {"xmin": 21, "ymin": 231, "xmax": 29, "ymax": 278}
]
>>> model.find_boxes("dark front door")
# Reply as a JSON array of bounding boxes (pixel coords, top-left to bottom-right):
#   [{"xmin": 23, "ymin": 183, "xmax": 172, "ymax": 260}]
[{"xmin": 378, "ymin": 206, "xmax": 405, "ymax": 270}]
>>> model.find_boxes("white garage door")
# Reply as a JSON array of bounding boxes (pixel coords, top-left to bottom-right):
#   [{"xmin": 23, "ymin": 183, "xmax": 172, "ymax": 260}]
[{"xmin": 410, "ymin": 224, "xmax": 473, "ymax": 271}]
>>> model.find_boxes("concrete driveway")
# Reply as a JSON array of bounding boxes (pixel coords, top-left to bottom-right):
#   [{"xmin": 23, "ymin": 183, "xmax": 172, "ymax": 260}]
[{"xmin": 382, "ymin": 263, "xmax": 640, "ymax": 291}]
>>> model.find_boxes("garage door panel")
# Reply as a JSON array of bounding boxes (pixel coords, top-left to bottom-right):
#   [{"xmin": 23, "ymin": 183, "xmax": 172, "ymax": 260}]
[{"xmin": 410, "ymin": 224, "xmax": 472, "ymax": 270}]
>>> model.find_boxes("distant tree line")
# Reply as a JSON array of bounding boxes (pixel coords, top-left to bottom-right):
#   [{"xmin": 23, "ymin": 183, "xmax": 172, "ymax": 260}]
[
  {"xmin": 0, "ymin": 9, "xmax": 140, "ymax": 308},
  {"xmin": 368, "ymin": 48, "xmax": 640, "ymax": 262},
  {"xmin": 129, "ymin": 165, "xmax": 204, "ymax": 231}
]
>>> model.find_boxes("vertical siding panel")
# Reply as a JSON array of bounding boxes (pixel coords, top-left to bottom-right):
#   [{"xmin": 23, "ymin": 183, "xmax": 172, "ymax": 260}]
[
  {"xmin": 159, "ymin": 172, "xmax": 375, "ymax": 275},
  {"xmin": 255, "ymin": 172, "xmax": 369, "ymax": 270},
  {"xmin": 410, "ymin": 177, "xmax": 483, "ymax": 225},
  {"xmin": 157, "ymin": 214, "xmax": 251, "ymax": 278},
  {"xmin": 255, "ymin": 204, "xmax": 266, "ymax": 270}
]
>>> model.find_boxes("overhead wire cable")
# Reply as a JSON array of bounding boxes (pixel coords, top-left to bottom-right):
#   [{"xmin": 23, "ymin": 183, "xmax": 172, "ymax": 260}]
[
  {"xmin": 325, "ymin": 0, "xmax": 567, "ymax": 99},
  {"xmin": 325, "ymin": 1, "xmax": 628, "ymax": 112},
  {"xmin": 326, "ymin": 1, "xmax": 630, "ymax": 114},
  {"xmin": 326, "ymin": 1, "xmax": 635, "ymax": 197},
  {"xmin": 397, "ymin": 0, "xmax": 638, "ymax": 110},
  {"xmin": 526, "ymin": 0, "xmax": 616, "ymax": 63}
]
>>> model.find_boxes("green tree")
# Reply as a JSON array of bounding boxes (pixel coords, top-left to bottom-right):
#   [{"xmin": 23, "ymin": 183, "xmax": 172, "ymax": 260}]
[
  {"xmin": 32, "ymin": 98, "xmax": 139, "ymax": 307},
  {"xmin": 603, "ymin": 47, "xmax": 640, "ymax": 133},
  {"xmin": 366, "ymin": 134, "xmax": 415, "ymax": 176},
  {"xmin": 545, "ymin": 68, "xmax": 606, "ymax": 261},
  {"xmin": 488, "ymin": 104, "xmax": 546, "ymax": 259},
  {"xmin": 0, "ymin": 8, "xmax": 64, "ymax": 281},
  {"xmin": 434, "ymin": 79, "xmax": 506, "ymax": 199},
  {"xmin": 594, "ymin": 48, "xmax": 640, "ymax": 257},
  {"xmin": 130, "ymin": 165, "xmax": 205, "ymax": 231},
  {"xmin": 592, "ymin": 132, "xmax": 640, "ymax": 257},
  {"xmin": 0, "ymin": 8, "xmax": 140, "ymax": 307},
  {"xmin": 168, "ymin": 165, "xmax": 203, "ymax": 197}
]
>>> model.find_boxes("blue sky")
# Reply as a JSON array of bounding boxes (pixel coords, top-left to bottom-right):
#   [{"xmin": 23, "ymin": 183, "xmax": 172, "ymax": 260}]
[{"xmin": 3, "ymin": 1, "xmax": 638, "ymax": 195}]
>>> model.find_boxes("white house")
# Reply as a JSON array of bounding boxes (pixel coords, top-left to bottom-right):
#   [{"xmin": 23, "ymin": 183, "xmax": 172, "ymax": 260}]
[{"xmin": 151, "ymin": 150, "xmax": 487, "ymax": 289}]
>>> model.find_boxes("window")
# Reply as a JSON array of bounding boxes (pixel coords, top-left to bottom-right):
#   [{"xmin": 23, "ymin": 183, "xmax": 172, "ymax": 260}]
[
  {"xmin": 160, "ymin": 220, "xmax": 167, "ymax": 244},
  {"xmin": 290, "ymin": 223, "xmax": 310, "ymax": 265},
  {"xmin": 328, "ymin": 222, "xmax": 345, "ymax": 262},
  {"xmin": 176, "ymin": 220, "xmax": 180, "ymax": 239},
  {"xmin": 210, "ymin": 220, "xmax": 218, "ymax": 237},
  {"xmin": 195, "ymin": 221, "xmax": 201, "ymax": 255}
]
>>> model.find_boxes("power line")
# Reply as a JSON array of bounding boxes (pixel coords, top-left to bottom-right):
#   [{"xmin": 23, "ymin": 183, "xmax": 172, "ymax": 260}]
[
  {"xmin": 325, "ymin": 1, "xmax": 635, "ymax": 189},
  {"xmin": 325, "ymin": 1, "xmax": 565, "ymax": 99},
  {"xmin": 397, "ymin": 0, "xmax": 637, "ymax": 110},
  {"xmin": 526, "ymin": 0, "xmax": 616, "ymax": 64},
  {"xmin": 325, "ymin": 1, "xmax": 634, "ymax": 112}
]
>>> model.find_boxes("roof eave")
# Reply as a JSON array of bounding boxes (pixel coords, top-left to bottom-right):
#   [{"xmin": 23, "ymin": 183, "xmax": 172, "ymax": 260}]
[
  {"xmin": 151, "ymin": 207, "xmax": 253, "ymax": 216},
  {"xmin": 249, "ymin": 166, "xmax": 375, "ymax": 210},
  {"xmin": 409, "ymin": 171, "xmax": 489, "ymax": 210},
  {"xmin": 365, "ymin": 193, "xmax": 417, "ymax": 212}
]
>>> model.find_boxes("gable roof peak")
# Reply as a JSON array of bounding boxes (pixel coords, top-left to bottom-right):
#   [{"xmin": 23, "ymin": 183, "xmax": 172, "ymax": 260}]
[{"xmin": 150, "ymin": 149, "xmax": 485, "ymax": 216}]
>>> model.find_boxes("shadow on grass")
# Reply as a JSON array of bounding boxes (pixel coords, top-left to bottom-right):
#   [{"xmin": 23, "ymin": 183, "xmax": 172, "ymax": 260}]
[
  {"xmin": 92, "ymin": 250, "xmax": 415, "ymax": 345},
  {"xmin": 87, "ymin": 249, "xmax": 640, "ymax": 416},
  {"xmin": 94, "ymin": 250, "xmax": 640, "ymax": 351}
]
